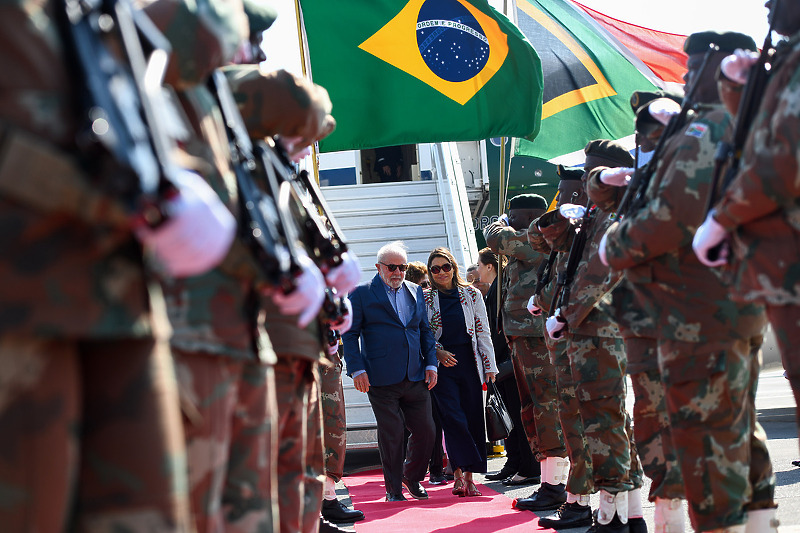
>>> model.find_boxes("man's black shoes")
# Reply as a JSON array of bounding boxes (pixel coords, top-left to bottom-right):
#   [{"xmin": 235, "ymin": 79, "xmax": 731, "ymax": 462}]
[
  {"xmin": 513, "ymin": 482, "xmax": 567, "ymax": 511},
  {"xmin": 385, "ymin": 492, "xmax": 407, "ymax": 501},
  {"xmin": 429, "ymin": 473, "xmax": 447, "ymax": 485},
  {"xmin": 538, "ymin": 502, "xmax": 593, "ymax": 529},
  {"xmin": 502, "ymin": 474, "xmax": 541, "ymax": 486},
  {"xmin": 485, "ymin": 464, "xmax": 518, "ymax": 481},
  {"xmin": 402, "ymin": 477, "xmax": 429, "ymax": 499},
  {"xmin": 321, "ymin": 498, "xmax": 365, "ymax": 523}
]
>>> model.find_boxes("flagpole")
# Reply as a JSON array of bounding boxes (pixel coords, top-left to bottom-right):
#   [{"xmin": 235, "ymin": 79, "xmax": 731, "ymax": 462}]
[{"xmin": 293, "ymin": 0, "xmax": 321, "ymax": 184}]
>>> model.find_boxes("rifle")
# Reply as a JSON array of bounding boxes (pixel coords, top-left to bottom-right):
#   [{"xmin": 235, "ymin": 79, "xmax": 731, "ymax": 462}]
[
  {"xmin": 61, "ymin": 0, "xmax": 186, "ymax": 225},
  {"xmin": 263, "ymin": 139, "xmax": 350, "ymax": 273},
  {"xmin": 208, "ymin": 70, "xmax": 302, "ymax": 292},
  {"xmin": 616, "ymin": 44, "xmax": 719, "ymax": 219},
  {"xmin": 705, "ymin": 7, "xmax": 776, "ymax": 216},
  {"xmin": 534, "ymin": 251, "xmax": 558, "ymax": 297},
  {"xmin": 550, "ymin": 205, "xmax": 593, "ymax": 316}
]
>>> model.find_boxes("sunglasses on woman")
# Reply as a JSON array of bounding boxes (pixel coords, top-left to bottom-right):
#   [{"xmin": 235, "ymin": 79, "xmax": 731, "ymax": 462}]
[
  {"xmin": 419, "ymin": 280, "xmax": 430, "ymax": 288},
  {"xmin": 380, "ymin": 262, "xmax": 408, "ymax": 272},
  {"xmin": 429, "ymin": 263, "xmax": 453, "ymax": 275}
]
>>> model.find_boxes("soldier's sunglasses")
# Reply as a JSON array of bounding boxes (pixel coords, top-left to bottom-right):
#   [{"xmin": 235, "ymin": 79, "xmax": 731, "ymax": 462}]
[
  {"xmin": 380, "ymin": 262, "xmax": 408, "ymax": 272},
  {"xmin": 430, "ymin": 264, "xmax": 453, "ymax": 275}
]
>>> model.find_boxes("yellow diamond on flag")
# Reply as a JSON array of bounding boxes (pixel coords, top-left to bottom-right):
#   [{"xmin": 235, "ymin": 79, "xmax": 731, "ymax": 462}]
[{"xmin": 359, "ymin": 0, "xmax": 510, "ymax": 105}]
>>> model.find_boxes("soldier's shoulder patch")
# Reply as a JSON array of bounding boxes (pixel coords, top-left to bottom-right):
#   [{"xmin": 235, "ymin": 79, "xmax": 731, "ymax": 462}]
[{"xmin": 685, "ymin": 123, "xmax": 709, "ymax": 138}]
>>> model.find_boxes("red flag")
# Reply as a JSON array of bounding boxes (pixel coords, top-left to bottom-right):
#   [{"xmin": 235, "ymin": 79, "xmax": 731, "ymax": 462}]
[{"xmin": 574, "ymin": 1, "xmax": 687, "ymax": 84}]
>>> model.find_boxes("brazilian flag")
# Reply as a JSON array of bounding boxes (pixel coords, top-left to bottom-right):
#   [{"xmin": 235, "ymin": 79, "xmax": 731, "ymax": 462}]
[
  {"xmin": 299, "ymin": 0, "xmax": 544, "ymax": 153},
  {"xmin": 513, "ymin": 0, "xmax": 660, "ymax": 163}
]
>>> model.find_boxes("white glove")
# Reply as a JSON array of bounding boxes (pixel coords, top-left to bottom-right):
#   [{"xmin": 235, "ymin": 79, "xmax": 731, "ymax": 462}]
[
  {"xmin": 599, "ymin": 167, "xmax": 635, "ymax": 187},
  {"xmin": 546, "ymin": 314, "xmax": 567, "ymax": 339},
  {"xmin": 329, "ymin": 297, "xmax": 353, "ymax": 334},
  {"xmin": 271, "ymin": 251, "xmax": 326, "ymax": 327},
  {"xmin": 326, "ymin": 341, "xmax": 340, "ymax": 356},
  {"xmin": 721, "ymin": 49, "xmax": 759, "ymax": 85},
  {"xmin": 137, "ymin": 169, "xmax": 236, "ymax": 278},
  {"xmin": 648, "ymin": 98, "xmax": 681, "ymax": 126},
  {"xmin": 325, "ymin": 251, "xmax": 362, "ymax": 294},
  {"xmin": 559, "ymin": 203, "xmax": 586, "ymax": 221},
  {"xmin": 693, "ymin": 211, "xmax": 729, "ymax": 267},
  {"xmin": 526, "ymin": 295, "xmax": 542, "ymax": 316},
  {"xmin": 598, "ymin": 231, "xmax": 609, "ymax": 266},
  {"xmin": 498, "ymin": 213, "xmax": 510, "ymax": 225}
]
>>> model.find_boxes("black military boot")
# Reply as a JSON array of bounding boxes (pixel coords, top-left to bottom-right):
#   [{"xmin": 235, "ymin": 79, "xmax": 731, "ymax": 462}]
[
  {"xmin": 538, "ymin": 501, "xmax": 593, "ymax": 529},
  {"xmin": 586, "ymin": 510, "xmax": 630, "ymax": 533},
  {"xmin": 628, "ymin": 516, "xmax": 648, "ymax": 533},
  {"xmin": 513, "ymin": 482, "xmax": 567, "ymax": 511},
  {"xmin": 321, "ymin": 498, "xmax": 365, "ymax": 523}
]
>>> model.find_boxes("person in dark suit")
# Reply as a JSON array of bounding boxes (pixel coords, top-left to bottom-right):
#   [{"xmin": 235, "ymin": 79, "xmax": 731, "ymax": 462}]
[{"xmin": 342, "ymin": 241, "xmax": 438, "ymax": 502}]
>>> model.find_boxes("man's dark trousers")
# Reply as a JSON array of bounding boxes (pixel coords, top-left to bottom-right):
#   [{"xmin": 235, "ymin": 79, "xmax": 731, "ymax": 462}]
[{"xmin": 368, "ymin": 378, "xmax": 434, "ymax": 494}]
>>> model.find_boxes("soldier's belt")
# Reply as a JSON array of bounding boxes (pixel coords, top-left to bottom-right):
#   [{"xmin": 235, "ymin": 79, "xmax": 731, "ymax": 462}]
[{"xmin": 0, "ymin": 127, "xmax": 130, "ymax": 227}]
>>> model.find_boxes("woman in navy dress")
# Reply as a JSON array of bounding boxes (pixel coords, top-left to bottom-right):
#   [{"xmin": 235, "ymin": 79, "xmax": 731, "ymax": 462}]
[{"xmin": 423, "ymin": 247, "xmax": 497, "ymax": 497}]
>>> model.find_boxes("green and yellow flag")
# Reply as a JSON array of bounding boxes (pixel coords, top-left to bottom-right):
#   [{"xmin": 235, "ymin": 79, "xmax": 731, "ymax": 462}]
[
  {"xmin": 299, "ymin": 0, "xmax": 544, "ymax": 153},
  {"xmin": 512, "ymin": 0, "xmax": 660, "ymax": 164}
]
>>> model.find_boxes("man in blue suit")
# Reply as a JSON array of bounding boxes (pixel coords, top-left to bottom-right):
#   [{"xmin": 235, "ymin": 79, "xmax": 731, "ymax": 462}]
[{"xmin": 343, "ymin": 241, "xmax": 438, "ymax": 502}]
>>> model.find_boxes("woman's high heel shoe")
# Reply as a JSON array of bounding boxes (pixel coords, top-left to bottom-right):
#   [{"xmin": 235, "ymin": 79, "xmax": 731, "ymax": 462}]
[
  {"xmin": 452, "ymin": 477, "xmax": 467, "ymax": 497},
  {"xmin": 465, "ymin": 481, "xmax": 482, "ymax": 497}
]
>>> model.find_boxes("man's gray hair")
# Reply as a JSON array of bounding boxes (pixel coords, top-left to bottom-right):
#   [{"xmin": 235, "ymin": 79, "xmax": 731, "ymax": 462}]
[{"xmin": 377, "ymin": 241, "xmax": 408, "ymax": 263}]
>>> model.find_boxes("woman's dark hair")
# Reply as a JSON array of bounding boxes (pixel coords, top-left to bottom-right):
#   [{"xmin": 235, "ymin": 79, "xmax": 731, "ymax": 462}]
[
  {"xmin": 427, "ymin": 247, "xmax": 469, "ymax": 291},
  {"xmin": 405, "ymin": 261, "xmax": 428, "ymax": 284},
  {"xmin": 477, "ymin": 247, "xmax": 505, "ymax": 269}
]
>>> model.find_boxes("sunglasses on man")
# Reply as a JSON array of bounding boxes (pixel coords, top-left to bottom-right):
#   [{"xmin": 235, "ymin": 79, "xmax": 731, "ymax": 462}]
[
  {"xmin": 418, "ymin": 280, "xmax": 430, "ymax": 288},
  {"xmin": 429, "ymin": 263, "xmax": 452, "ymax": 275},
  {"xmin": 380, "ymin": 262, "xmax": 408, "ymax": 272}
]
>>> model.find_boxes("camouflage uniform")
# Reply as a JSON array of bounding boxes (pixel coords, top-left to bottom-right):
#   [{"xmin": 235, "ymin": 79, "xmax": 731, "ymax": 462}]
[
  {"xmin": 712, "ymin": 34, "xmax": 800, "ymax": 436},
  {"xmin": 538, "ymin": 201, "xmax": 643, "ymax": 497},
  {"xmin": 0, "ymin": 1, "xmax": 191, "ymax": 530},
  {"xmin": 528, "ymin": 222, "xmax": 594, "ymax": 496},
  {"xmin": 602, "ymin": 106, "xmax": 776, "ymax": 531},
  {"xmin": 143, "ymin": 1, "xmax": 281, "ymax": 530},
  {"xmin": 221, "ymin": 62, "xmax": 331, "ymax": 533},
  {"xmin": 321, "ymin": 349, "xmax": 347, "ymax": 483},
  {"xmin": 587, "ymin": 168, "xmax": 685, "ymax": 503},
  {"xmin": 264, "ymin": 299, "xmax": 326, "ymax": 533},
  {"xmin": 484, "ymin": 222, "xmax": 566, "ymax": 461}
]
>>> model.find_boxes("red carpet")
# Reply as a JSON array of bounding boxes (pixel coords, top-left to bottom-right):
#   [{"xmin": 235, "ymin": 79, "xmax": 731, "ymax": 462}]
[{"xmin": 344, "ymin": 469, "xmax": 555, "ymax": 532}]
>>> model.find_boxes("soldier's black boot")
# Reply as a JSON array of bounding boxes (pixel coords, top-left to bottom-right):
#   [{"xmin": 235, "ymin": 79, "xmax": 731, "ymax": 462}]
[
  {"xmin": 538, "ymin": 501, "xmax": 593, "ymax": 529},
  {"xmin": 586, "ymin": 511, "xmax": 630, "ymax": 533},
  {"xmin": 512, "ymin": 482, "xmax": 567, "ymax": 511},
  {"xmin": 321, "ymin": 498, "xmax": 365, "ymax": 523}
]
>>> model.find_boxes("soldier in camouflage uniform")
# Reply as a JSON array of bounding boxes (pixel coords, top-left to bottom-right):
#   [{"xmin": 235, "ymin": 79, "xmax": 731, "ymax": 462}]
[
  {"xmin": 224, "ymin": 58, "xmax": 362, "ymax": 533},
  {"xmin": 539, "ymin": 141, "xmax": 645, "ymax": 533},
  {"xmin": 319, "ymin": 345, "xmax": 365, "ymax": 524},
  {"xmin": 0, "ymin": 0, "xmax": 247, "ymax": 528},
  {"xmin": 602, "ymin": 31, "xmax": 777, "ymax": 533},
  {"xmin": 484, "ymin": 194, "xmax": 570, "ymax": 510},
  {"xmin": 142, "ymin": 0, "xmax": 285, "ymax": 530},
  {"xmin": 695, "ymin": 1, "xmax": 800, "ymax": 490},
  {"xmin": 588, "ymin": 90, "xmax": 688, "ymax": 533},
  {"xmin": 527, "ymin": 167, "xmax": 595, "ymax": 529}
]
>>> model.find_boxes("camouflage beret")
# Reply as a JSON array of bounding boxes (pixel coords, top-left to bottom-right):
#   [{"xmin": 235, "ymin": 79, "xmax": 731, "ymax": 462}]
[
  {"xmin": 584, "ymin": 139, "xmax": 634, "ymax": 167},
  {"xmin": 243, "ymin": 0, "xmax": 277, "ymax": 36},
  {"xmin": 630, "ymin": 89, "xmax": 684, "ymax": 113},
  {"xmin": 556, "ymin": 164, "xmax": 584, "ymax": 181},
  {"xmin": 509, "ymin": 193, "xmax": 547, "ymax": 210},
  {"xmin": 683, "ymin": 31, "xmax": 758, "ymax": 55}
]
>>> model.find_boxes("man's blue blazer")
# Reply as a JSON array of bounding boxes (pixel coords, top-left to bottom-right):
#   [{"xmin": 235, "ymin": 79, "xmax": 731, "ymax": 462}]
[{"xmin": 342, "ymin": 274, "xmax": 437, "ymax": 387}]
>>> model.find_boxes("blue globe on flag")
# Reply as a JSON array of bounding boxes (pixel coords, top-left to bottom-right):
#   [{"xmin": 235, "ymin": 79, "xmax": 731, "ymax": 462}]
[{"xmin": 416, "ymin": 0, "xmax": 490, "ymax": 83}]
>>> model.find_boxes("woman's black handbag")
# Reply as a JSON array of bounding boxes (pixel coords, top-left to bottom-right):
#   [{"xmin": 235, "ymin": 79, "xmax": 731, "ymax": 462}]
[{"xmin": 485, "ymin": 381, "xmax": 513, "ymax": 442}]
